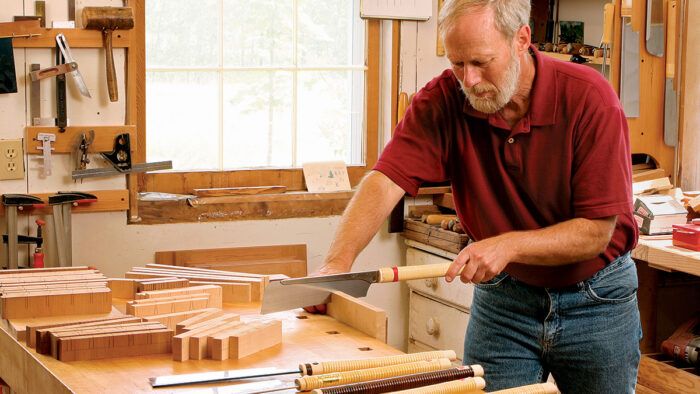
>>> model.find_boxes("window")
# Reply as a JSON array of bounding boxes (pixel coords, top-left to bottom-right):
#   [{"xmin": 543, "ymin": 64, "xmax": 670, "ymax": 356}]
[{"xmin": 145, "ymin": 0, "xmax": 370, "ymax": 172}]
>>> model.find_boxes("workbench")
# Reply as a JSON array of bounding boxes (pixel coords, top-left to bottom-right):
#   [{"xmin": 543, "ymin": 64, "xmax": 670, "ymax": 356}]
[
  {"xmin": 0, "ymin": 301, "xmax": 401, "ymax": 393},
  {"xmin": 631, "ymin": 237, "xmax": 700, "ymax": 393}
]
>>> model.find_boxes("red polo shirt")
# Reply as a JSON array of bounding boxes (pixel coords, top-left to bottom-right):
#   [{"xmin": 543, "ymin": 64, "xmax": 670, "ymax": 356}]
[{"xmin": 375, "ymin": 47, "xmax": 638, "ymax": 287}]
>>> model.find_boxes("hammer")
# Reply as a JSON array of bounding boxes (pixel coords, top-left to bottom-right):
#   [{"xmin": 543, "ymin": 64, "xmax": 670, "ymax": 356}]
[{"xmin": 82, "ymin": 7, "xmax": 134, "ymax": 102}]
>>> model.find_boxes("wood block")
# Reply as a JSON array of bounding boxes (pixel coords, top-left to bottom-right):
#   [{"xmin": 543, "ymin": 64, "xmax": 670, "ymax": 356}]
[
  {"xmin": 135, "ymin": 285, "xmax": 223, "ymax": 308},
  {"xmin": 125, "ymin": 270, "xmax": 266, "ymax": 301},
  {"xmin": 33, "ymin": 317, "xmax": 141, "ymax": 353},
  {"xmin": 50, "ymin": 322, "xmax": 165, "ymax": 357},
  {"xmin": 172, "ymin": 313, "xmax": 240, "ymax": 361},
  {"xmin": 327, "ymin": 291, "xmax": 388, "ymax": 343},
  {"xmin": 188, "ymin": 320, "xmax": 244, "ymax": 360},
  {"xmin": 143, "ymin": 308, "xmax": 217, "ymax": 330},
  {"xmin": 228, "ymin": 319, "xmax": 282, "ymax": 359},
  {"xmin": 107, "ymin": 278, "xmax": 137, "ymax": 299},
  {"xmin": 1, "ymin": 288, "xmax": 112, "ymax": 319},
  {"xmin": 57, "ymin": 329, "xmax": 173, "ymax": 362},
  {"xmin": 145, "ymin": 263, "xmax": 269, "ymax": 278},
  {"xmin": 189, "ymin": 281, "xmax": 251, "ymax": 303},
  {"xmin": 633, "ymin": 168, "xmax": 667, "ymax": 182},
  {"xmin": 126, "ymin": 297, "xmax": 210, "ymax": 317},
  {"xmin": 154, "ymin": 244, "xmax": 306, "ymax": 278}
]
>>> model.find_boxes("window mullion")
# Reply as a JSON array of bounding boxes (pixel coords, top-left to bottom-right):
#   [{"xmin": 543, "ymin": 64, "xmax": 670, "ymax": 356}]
[
  {"xmin": 218, "ymin": 0, "xmax": 225, "ymax": 170},
  {"xmin": 291, "ymin": 0, "xmax": 299, "ymax": 167}
]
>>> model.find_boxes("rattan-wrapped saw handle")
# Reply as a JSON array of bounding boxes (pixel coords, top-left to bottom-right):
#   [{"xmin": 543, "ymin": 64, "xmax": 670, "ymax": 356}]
[
  {"xmin": 300, "ymin": 350, "xmax": 457, "ymax": 376},
  {"xmin": 393, "ymin": 377, "xmax": 486, "ymax": 393},
  {"xmin": 296, "ymin": 358, "xmax": 453, "ymax": 391},
  {"xmin": 491, "ymin": 382, "xmax": 560, "ymax": 394}
]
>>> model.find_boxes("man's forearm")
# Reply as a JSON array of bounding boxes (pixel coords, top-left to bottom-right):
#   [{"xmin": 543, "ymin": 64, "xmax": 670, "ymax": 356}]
[
  {"xmin": 324, "ymin": 171, "xmax": 406, "ymax": 270},
  {"xmin": 507, "ymin": 216, "xmax": 617, "ymax": 266}
]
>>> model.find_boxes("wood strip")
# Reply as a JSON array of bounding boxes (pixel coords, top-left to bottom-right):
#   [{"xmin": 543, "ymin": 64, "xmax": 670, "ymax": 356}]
[
  {"xmin": 1, "ymin": 288, "xmax": 112, "ymax": 319},
  {"xmin": 126, "ymin": 297, "xmax": 210, "ymax": 317},
  {"xmin": 25, "ymin": 126, "xmax": 136, "ymax": 154},
  {"xmin": 189, "ymin": 320, "xmax": 244, "ymax": 360},
  {"xmin": 125, "ymin": 270, "xmax": 265, "ymax": 301},
  {"xmin": 175, "ymin": 310, "xmax": 228, "ymax": 332},
  {"xmin": 227, "ymin": 319, "xmax": 282, "ymax": 359},
  {"xmin": 57, "ymin": 329, "xmax": 172, "ymax": 362},
  {"xmin": 189, "ymin": 281, "xmax": 252, "ymax": 303},
  {"xmin": 136, "ymin": 278, "xmax": 189, "ymax": 292},
  {"xmin": 28, "ymin": 316, "xmax": 137, "ymax": 349},
  {"xmin": 193, "ymin": 186, "xmax": 287, "ymax": 197},
  {"xmin": 12, "ymin": 28, "xmax": 132, "ymax": 48},
  {"xmin": 35, "ymin": 317, "xmax": 142, "ymax": 354},
  {"xmin": 327, "ymin": 292, "xmax": 387, "ymax": 343},
  {"xmin": 143, "ymin": 309, "xmax": 217, "ymax": 331},
  {"xmin": 0, "ymin": 266, "xmax": 89, "ymax": 275},
  {"xmin": 145, "ymin": 263, "xmax": 271, "ymax": 279},
  {"xmin": 172, "ymin": 313, "xmax": 241, "ymax": 361},
  {"xmin": 136, "ymin": 285, "xmax": 222, "ymax": 308}
]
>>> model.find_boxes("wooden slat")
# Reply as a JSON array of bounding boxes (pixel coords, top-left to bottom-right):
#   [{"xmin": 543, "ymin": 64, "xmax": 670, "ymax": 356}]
[
  {"xmin": 189, "ymin": 281, "xmax": 251, "ymax": 303},
  {"xmin": 138, "ymin": 192, "xmax": 352, "ymax": 224},
  {"xmin": 25, "ymin": 126, "xmax": 136, "ymax": 154},
  {"xmin": 193, "ymin": 186, "xmax": 287, "ymax": 197},
  {"xmin": 128, "ymin": 0, "xmax": 146, "ymax": 221},
  {"xmin": 143, "ymin": 309, "xmax": 217, "ymax": 331},
  {"xmin": 0, "ymin": 190, "xmax": 129, "ymax": 216},
  {"xmin": 0, "ymin": 266, "xmax": 89, "ymax": 275},
  {"xmin": 12, "ymin": 28, "xmax": 131, "ymax": 48},
  {"xmin": 126, "ymin": 297, "xmax": 210, "ymax": 317}
]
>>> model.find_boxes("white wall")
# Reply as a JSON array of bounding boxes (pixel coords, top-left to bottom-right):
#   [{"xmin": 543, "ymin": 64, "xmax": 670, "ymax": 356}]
[{"xmin": 0, "ymin": 0, "xmax": 408, "ymax": 350}]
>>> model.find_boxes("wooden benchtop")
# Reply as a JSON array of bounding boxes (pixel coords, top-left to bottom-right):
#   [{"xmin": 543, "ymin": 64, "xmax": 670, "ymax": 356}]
[
  {"xmin": 632, "ymin": 237, "xmax": 700, "ymax": 277},
  {"xmin": 0, "ymin": 302, "xmax": 401, "ymax": 393}
]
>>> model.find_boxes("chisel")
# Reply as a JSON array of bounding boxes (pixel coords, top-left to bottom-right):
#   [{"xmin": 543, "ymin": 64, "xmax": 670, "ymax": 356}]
[{"xmin": 149, "ymin": 350, "xmax": 456, "ymax": 387}]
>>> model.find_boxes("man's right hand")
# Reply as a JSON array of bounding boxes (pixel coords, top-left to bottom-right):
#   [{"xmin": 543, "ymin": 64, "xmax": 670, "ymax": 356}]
[{"xmin": 302, "ymin": 263, "xmax": 351, "ymax": 314}]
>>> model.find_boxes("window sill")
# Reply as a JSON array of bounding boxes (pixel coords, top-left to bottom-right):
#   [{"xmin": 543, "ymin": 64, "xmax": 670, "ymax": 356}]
[{"xmin": 135, "ymin": 190, "xmax": 355, "ymax": 224}]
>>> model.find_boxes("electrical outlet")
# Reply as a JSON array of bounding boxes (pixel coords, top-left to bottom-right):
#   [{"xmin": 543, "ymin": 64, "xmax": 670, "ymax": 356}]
[{"xmin": 0, "ymin": 139, "xmax": 25, "ymax": 180}]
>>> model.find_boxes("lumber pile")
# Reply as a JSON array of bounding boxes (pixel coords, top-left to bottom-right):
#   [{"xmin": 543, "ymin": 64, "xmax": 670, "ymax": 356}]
[
  {"xmin": 172, "ymin": 311, "xmax": 281, "ymax": 362},
  {"xmin": 108, "ymin": 277, "xmax": 190, "ymax": 300},
  {"xmin": 0, "ymin": 267, "xmax": 112, "ymax": 319},
  {"xmin": 25, "ymin": 315, "xmax": 173, "ymax": 361},
  {"xmin": 123, "ymin": 264, "xmax": 283, "ymax": 303}
]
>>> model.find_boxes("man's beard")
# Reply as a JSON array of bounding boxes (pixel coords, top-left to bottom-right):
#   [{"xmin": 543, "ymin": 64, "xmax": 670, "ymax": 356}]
[{"xmin": 460, "ymin": 48, "xmax": 521, "ymax": 114}]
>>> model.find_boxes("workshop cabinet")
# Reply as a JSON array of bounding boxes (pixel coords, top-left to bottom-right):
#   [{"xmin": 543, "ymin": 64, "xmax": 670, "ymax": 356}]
[{"xmin": 406, "ymin": 241, "xmax": 472, "ymax": 361}]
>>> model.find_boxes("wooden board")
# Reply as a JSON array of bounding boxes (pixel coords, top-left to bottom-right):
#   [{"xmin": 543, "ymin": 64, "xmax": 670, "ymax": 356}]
[
  {"xmin": 1, "ymin": 288, "xmax": 112, "ymax": 319},
  {"xmin": 632, "ymin": 238, "xmax": 700, "ymax": 277},
  {"xmin": 189, "ymin": 281, "xmax": 252, "ymax": 303},
  {"xmin": 135, "ymin": 285, "xmax": 223, "ymax": 308},
  {"xmin": 136, "ymin": 278, "xmax": 189, "ymax": 292},
  {"xmin": 175, "ymin": 310, "xmax": 227, "ymax": 332},
  {"xmin": 126, "ymin": 297, "xmax": 210, "ymax": 317},
  {"xmin": 125, "ymin": 270, "xmax": 266, "ymax": 301},
  {"xmin": 25, "ymin": 126, "xmax": 136, "ymax": 154},
  {"xmin": 57, "ymin": 330, "xmax": 173, "ymax": 362},
  {"xmin": 193, "ymin": 186, "xmax": 287, "ymax": 197},
  {"xmin": 154, "ymin": 244, "xmax": 307, "ymax": 278},
  {"xmin": 327, "ymin": 292, "xmax": 388, "ymax": 343},
  {"xmin": 50, "ymin": 322, "xmax": 166, "ymax": 358},
  {"xmin": 0, "ymin": 190, "xmax": 129, "ymax": 217},
  {"xmin": 143, "ymin": 309, "xmax": 217, "ymax": 331},
  {"xmin": 108, "ymin": 278, "xmax": 137, "ymax": 300}
]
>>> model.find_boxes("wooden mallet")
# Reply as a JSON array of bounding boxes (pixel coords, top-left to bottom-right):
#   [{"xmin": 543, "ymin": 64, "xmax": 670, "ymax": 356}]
[{"xmin": 82, "ymin": 7, "xmax": 134, "ymax": 102}]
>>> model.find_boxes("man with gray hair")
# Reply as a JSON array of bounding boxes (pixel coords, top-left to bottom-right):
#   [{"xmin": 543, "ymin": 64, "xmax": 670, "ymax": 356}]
[{"xmin": 309, "ymin": 0, "xmax": 640, "ymax": 391}]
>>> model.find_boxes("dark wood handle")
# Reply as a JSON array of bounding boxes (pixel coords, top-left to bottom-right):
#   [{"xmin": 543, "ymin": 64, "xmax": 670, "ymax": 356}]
[{"xmin": 103, "ymin": 29, "xmax": 118, "ymax": 102}]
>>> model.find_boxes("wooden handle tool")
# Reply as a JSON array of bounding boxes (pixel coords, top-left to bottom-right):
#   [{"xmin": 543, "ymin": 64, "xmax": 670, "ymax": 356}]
[
  {"xmin": 300, "ymin": 350, "xmax": 457, "ymax": 376},
  {"xmin": 393, "ymin": 377, "xmax": 486, "ymax": 393},
  {"xmin": 295, "ymin": 358, "xmax": 453, "ymax": 391},
  {"xmin": 490, "ymin": 382, "xmax": 560, "ymax": 394},
  {"xmin": 378, "ymin": 262, "xmax": 459, "ymax": 283},
  {"xmin": 82, "ymin": 7, "xmax": 134, "ymax": 102}
]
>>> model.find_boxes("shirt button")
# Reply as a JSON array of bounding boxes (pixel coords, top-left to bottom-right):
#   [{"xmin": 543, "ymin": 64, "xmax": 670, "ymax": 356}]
[{"xmin": 507, "ymin": 137, "xmax": 515, "ymax": 144}]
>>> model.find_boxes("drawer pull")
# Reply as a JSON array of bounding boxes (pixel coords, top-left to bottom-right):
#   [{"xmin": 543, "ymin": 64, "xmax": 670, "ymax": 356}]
[
  {"xmin": 424, "ymin": 278, "xmax": 438, "ymax": 289},
  {"xmin": 426, "ymin": 317, "xmax": 440, "ymax": 336}
]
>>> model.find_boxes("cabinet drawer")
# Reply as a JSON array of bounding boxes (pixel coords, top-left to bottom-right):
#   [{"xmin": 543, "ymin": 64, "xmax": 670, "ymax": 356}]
[
  {"xmin": 409, "ymin": 291, "xmax": 469, "ymax": 360},
  {"xmin": 407, "ymin": 247, "xmax": 474, "ymax": 309}
]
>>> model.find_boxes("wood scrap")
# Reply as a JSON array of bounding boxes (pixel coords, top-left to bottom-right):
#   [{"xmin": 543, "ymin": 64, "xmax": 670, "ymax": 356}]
[
  {"xmin": 189, "ymin": 281, "xmax": 251, "ymax": 303},
  {"xmin": 27, "ymin": 316, "xmax": 140, "ymax": 349},
  {"xmin": 136, "ymin": 277, "xmax": 189, "ymax": 292},
  {"xmin": 50, "ymin": 322, "xmax": 166, "ymax": 358},
  {"xmin": 175, "ymin": 309, "xmax": 228, "ymax": 332},
  {"xmin": 172, "ymin": 313, "xmax": 240, "ymax": 361},
  {"xmin": 135, "ymin": 285, "xmax": 223, "ymax": 308},
  {"xmin": 35, "ymin": 317, "xmax": 143, "ymax": 354},
  {"xmin": 56, "ymin": 329, "xmax": 173, "ymax": 362},
  {"xmin": 188, "ymin": 320, "xmax": 244, "ymax": 360},
  {"xmin": 327, "ymin": 292, "xmax": 387, "ymax": 343},
  {"xmin": 143, "ymin": 308, "xmax": 217, "ymax": 330},
  {"xmin": 226, "ymin": 319, "xmax": 282, "ymax": 359}
]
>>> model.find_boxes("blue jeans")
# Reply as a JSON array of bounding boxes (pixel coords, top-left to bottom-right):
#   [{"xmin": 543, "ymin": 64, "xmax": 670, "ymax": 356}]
[{"xmin": 463, "ymin": 253, "xmax": 642, "ymax": 393}]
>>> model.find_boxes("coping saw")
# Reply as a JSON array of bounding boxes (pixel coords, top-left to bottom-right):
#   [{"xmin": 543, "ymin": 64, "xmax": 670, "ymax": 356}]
[{"xmin": 261, "ymin": 263, "xmax": 456, "ymax": 314}]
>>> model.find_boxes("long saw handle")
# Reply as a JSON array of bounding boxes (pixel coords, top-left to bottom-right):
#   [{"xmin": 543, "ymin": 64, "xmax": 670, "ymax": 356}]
[
  {"xmin": 301, "ymin": 350, "xmax": 458, "ymax": 376},
  {"xmin": 295, "ymin": 359, "xmax": 453, "ymax": 391},
  {"xmin": 393, "ymin": 377, "xmax": 486, "ymax": 393},
  {"xmin": 378, "ymin": 263, "xmax": 457, "ymax": 283}
]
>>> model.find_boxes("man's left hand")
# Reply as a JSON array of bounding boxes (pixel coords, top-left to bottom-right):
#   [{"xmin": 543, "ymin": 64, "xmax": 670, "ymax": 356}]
[{"xmin": 445, "ymin": 233, "xmax": 517, "ymax": 284}]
